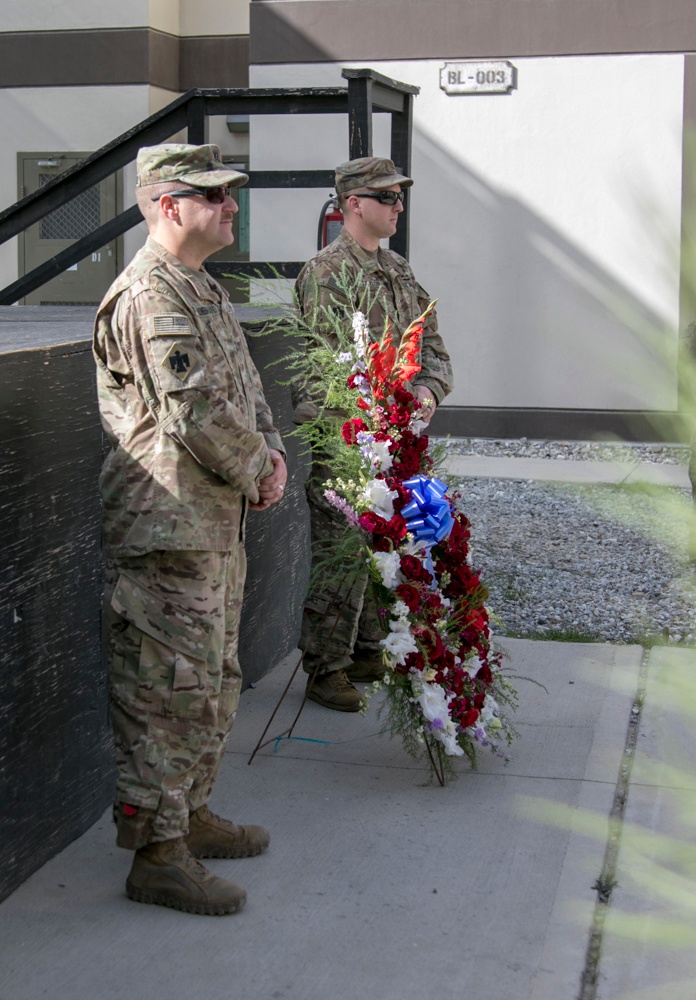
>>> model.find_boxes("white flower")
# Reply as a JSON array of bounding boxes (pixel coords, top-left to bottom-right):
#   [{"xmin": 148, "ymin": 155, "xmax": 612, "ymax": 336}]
[
  {"xmin": 372, "ymin": 550, "xmax": 401, "ymax": 589},
  {"xmin": 388, "ymin": 616, "xmax": 411, "ymax": 634},
  {"xmin": 465, "ymin": 656, "xmax": 484, "ymax": 679},
  {"xmin": 370, "ymin": 440, "xmax": 393, "ymax": 472},
  {"xmin": 391, "ymin": 599, "xmax": 410, "ymax": 620},
  {"xmin": 337, "ymin": 351, "xmax": 353, "ymax": 364},
  {"xmin": 356, "ymin": 432, "xmax": 392, "ymax": 473},
  {"xmin": 480, "ymin": 694, "xmax": 500, "ymax": 722},
  {"xmin": 362, "ymin": 478, "xmax": 398, "ymax": 518},
  {"xmin": 437, "ymin": 726, "xmax": 465, "ymax": 756},
  {"xmin": 381, "ymin": 627, "xmax": 418, "ymax": 665},
  {"xmin": 416, "ymin": 682, "xmax": 464, "ymax": 757},
  {"xmin": 417, "ymin": 681, "xmax": 451, "ymax": 727},
  {"xmin": 409, "ymin": 416, "xmax": 428, "ymax": 436}
]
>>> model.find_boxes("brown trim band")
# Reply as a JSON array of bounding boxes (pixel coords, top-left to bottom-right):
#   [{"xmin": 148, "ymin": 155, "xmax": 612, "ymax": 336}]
[
  {"xmin": 0, "ymin": 29, "xmax": 249, "ymax": 90},
  {"xmin": 428, "ymin": 407, "xmax": 689, "ymax": 443},
  {"xmin": 250, "ymin": 0, "xmax": 696, "ymax": 64}
]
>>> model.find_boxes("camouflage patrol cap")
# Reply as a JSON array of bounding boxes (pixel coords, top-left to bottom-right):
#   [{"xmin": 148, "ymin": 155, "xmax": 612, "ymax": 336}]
[
  {"xmin": 136, "ymin": 143, "xmax": 248, "ymax": 189},
  {"xmin": 335, "ymin": 157, "xmax": 413, "ymax": 195}
]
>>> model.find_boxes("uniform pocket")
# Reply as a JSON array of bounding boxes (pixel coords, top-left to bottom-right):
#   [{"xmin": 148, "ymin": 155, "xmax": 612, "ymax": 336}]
[{"xmin": 111, "ymin": 572, "xmax": 214, "ymax": 718}]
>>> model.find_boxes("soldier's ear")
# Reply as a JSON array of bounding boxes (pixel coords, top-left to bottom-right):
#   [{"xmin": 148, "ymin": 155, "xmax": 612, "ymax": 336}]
[
  {"xmin": 345, "ymin": 194, "xmax": 360, "ymax": 216},
  {"xmin": 158, "ymin": 194, "xmax": 181, "ymax": 222}
]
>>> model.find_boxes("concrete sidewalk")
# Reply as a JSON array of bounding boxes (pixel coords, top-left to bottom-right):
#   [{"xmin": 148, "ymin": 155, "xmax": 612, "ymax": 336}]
[
  {"xmin": 0, "ymin": 638, "xmax": 680, "ymax": 1000},
  {"xmin": 1, "ymin": 449, "xmax": 693, "ymax": 999}
]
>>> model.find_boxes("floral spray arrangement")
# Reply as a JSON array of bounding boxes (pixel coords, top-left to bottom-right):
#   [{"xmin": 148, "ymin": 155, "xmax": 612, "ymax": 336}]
[{"xmin": 290, "ymin": 269, "xmax": 518, "ymax": 784}]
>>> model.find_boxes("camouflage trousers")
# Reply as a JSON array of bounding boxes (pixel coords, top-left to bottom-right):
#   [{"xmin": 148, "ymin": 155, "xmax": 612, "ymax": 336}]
[
  {"xmin": 104, "ymin": 546, "xmax": 246, "ymax": 850},
  {"xmin": 300, "ymin": 475, "xmax": 386, "ymax": 676}
]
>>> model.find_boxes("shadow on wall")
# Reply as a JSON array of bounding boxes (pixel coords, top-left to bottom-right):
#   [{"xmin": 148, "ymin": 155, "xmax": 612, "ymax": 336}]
[
  {"xmin": 249, "ymin": 107, "xmax": 676, "ymax": 416},
  {"xmin": 409, "ymin": 127, "xmax": 676, "ymax": 412}
]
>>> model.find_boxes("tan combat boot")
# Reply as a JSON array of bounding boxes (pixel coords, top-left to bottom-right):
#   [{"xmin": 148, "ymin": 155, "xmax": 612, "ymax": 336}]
[
  {"xmin": 345, "ymin": 653, "xmax": 387, "ymax": 683},
  {"xmin": 126, "ymin": 837, "xmax": 246, "ymax": 915},
  {"xmin": 306, "ymin": 667, "xmax": 363, "ymax": 711},
  {"xmin": 187, "ymin": 805, "xmax": 270, "ymax": 859}
]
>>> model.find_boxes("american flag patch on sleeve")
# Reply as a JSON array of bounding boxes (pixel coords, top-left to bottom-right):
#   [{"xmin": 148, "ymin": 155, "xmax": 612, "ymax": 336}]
[{"xmin": 151, "ymin": 314, "xmax": 193, "ymax": 335}]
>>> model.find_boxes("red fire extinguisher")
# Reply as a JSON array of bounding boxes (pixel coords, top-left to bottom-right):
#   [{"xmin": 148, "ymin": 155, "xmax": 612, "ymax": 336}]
[{"xmin": 317, "ymin": 195, "xmax": 343, "ymax": 250}]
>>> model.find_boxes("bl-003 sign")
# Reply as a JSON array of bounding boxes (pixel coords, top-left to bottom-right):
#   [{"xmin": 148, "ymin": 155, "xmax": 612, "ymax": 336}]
[{"xmin": 440, "ymin": 61, "xmax": 517, "ymax": 95}]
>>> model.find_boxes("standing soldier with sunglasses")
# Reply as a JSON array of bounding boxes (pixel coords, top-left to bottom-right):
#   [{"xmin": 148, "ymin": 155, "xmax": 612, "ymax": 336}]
[
  {"xmin": 295, "ymin": 157, "xmax": 453, "ymax": 711},
  {"xmin": 93, "ymin": 144, "xmax": 287, "ymax": 915}
]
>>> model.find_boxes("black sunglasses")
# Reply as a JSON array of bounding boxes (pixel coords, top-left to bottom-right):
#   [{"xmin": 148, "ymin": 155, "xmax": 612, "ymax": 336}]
[
  {"xmin": 353, "ymin": 191, "xmax": 404, "ymax": 206},
  {"xmin": 151, "ymin": 186, "xmax": 234, "ymax": 204}
]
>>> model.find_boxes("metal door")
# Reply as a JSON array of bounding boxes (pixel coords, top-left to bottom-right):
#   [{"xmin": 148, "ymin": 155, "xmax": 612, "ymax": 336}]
[{"xmin": 19, "ymin": 153, "xmax": 120, "ymax": 305}]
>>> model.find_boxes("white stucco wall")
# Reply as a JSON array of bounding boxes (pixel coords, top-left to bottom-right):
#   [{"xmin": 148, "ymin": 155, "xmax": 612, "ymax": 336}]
[
  {"xmin": 0, "ymin": 86, "xmax": 152, "ymax": 291},
  {"xmin": 0, "ymin": 84, "xmax": 250, "ymax": 290},
  {"xmin": 250, "ymin": 57, "xmax": 684, "ymax": 411},
  {"xmin": 2, "ymin": 0, "xmax": 250, "ymax": 35}
]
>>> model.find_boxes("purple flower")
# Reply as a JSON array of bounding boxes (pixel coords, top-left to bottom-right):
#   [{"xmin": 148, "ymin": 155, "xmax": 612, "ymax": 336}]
[{"xmin": 324, "ymin": 489, "xmax": 360, "ymax": 527}]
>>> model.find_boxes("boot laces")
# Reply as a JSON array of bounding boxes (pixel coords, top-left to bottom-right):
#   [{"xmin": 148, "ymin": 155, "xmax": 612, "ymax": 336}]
[
  {"xmin": 330, "ymin": 669, "xmax": 352, "ymax": 690},
  {"xmin": 170, "ymin": 837, "xmax": 209, "ymax": 876}
]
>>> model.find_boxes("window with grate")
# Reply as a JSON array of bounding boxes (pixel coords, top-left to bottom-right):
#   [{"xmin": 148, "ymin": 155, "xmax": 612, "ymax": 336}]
[{"xmin": 39, "ymin": 174, "xmax": 101, "ymax": 240}]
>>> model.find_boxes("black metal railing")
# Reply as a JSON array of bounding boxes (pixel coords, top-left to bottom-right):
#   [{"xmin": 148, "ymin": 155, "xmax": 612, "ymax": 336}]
[{"xmin": 0, "ymin": 68, "xmax": 418, "ymax": 304}]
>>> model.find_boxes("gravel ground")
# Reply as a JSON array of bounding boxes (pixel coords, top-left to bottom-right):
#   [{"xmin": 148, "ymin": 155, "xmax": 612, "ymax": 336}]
[
  {"xmin": 435, "ymin": 439, "xmax": 696, "ymax": 644},
  {"xmin": 445, "ymin": 436, "xmax": 692, "ymax": 465}
]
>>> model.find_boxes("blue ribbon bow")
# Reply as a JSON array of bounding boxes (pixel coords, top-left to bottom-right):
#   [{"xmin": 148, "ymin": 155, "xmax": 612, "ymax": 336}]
[{"xmin": 401, "ymin": 475, "xmax": 455, "ymax": 546}]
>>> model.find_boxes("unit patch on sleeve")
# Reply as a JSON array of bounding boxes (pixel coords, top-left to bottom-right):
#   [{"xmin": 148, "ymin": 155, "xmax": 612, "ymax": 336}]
[{"xmin": 162, "ymin": 342, "xmax": 200, "ymax": 382}]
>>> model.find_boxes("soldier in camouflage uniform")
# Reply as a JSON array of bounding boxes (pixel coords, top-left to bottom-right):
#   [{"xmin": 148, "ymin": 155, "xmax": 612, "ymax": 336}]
[
  {"xmin": 93, "ymin": 144, "xmax": 287, "ymax": 915},
  {"xmin": 295, "ymin": 157, "xmax": 453, "ymax": 711}
]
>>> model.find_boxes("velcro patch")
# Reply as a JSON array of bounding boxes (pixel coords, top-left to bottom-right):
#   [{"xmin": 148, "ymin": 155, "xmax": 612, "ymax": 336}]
[
  {"xmin": 195, "ymin": 305, "xmax": 217, "ymax": 317},
  {"xmin": 162, "ymin": 342, "xmax": 200, "ymax": 382},
  {"xmin": 151, "ymin": 314, "xmax": 192, "ymax": 336}
]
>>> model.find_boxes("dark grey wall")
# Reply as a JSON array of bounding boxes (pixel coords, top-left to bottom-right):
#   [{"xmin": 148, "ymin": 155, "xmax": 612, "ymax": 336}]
[
  {"xmin": 0, "ymin": 305, "xmax": 308, "ymax": 903},
  {"xmin": 250, "ymin": 0, "xmax": 696, "ymax": 63},
  {"xmin": 0, "ymin": 29, "xmax": 250, "ymax": 90}
]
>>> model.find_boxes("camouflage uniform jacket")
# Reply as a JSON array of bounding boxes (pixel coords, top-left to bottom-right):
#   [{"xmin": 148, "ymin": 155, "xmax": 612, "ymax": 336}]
[
  {"xmin": 93, "ymin": 237, "xmax": 284, "ymax": 557},
  {"xmin": 295, "ymin": 228, "xmax": 453, "ymax": 404}
]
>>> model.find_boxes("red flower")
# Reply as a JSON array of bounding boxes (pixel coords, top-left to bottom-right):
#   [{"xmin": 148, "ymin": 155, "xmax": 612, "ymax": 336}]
[
  {"xmin": 395, "ymin": 583, "xmax": 421, "ymax": 612},
  {"xmin": 392, "ymin": 448, "xmax": 424, "ymax": 478},
  {"xmin": 357, "ymin": 512, "xmax": 408, "ymax": 543},
  {"xmin": 404, "ymin": 650, "xmax": 425, "ymax": 673},
  {"xmin": 424, "ymin": 592, "xmax": 442, "ymax": 609},
  {"xmin": 400, "ymin": 555, "xmax": 433, "ymax": 585},
  {"xmin": 393, "ymin": 386, "xmax": 415, "ymax": 407},
  {"xmin": 383, "ymin": 514, "xmax": 408, "ymax": 543},
  {"xmin": 372, "ymin": 535, "xmax": 394, "ymax": 553},
  {"xmin": 388, "ymin": 403, "xmax": 411, "ymax": 426},
  {"xmin": 413, "ymin": 624, "xmax": 446, "ymax": 662},
  {"xmin": 459, "ymin": 709, "xmax": 480, "ymax": 729},
  {"xmin": 341, "ymin": 417, "xmax": 368, "ymax": 445},
  {"xmin": 358, "ymin": 511, "xmax": 388, "ymax": 534},
  {"xmin": 476, "ymin": 662, "xmax": 493, "ymax": 686}
]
